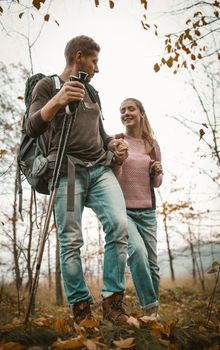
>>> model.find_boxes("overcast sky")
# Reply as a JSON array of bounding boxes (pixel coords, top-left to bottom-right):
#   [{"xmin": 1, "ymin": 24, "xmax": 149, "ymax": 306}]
[{"xmin": 1, "ymin": 0, "xmax": 219, "ymax": 252}]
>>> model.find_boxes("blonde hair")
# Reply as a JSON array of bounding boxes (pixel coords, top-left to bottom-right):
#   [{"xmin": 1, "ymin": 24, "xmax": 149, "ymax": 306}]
[{"xmin": 121, "ymin": 98, "xmax": 155, "ymax": 152}]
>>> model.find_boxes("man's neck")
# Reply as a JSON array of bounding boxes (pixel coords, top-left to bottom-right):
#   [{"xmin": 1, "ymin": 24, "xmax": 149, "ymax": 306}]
[{"xmin": 60, "ymin": 66, "xmax": 77, "ymax": 82}]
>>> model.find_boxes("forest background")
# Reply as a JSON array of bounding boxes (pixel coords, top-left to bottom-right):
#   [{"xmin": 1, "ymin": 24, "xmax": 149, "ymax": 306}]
[{"xmin": 0, "ymin": 1, "xmax": 220, "ymax": 349}]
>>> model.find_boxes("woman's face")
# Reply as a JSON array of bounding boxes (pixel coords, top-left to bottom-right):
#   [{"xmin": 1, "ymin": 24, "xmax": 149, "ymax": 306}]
[{"xmin": 120, "ymin": 100, "xmax": 142, "ymax": 129}]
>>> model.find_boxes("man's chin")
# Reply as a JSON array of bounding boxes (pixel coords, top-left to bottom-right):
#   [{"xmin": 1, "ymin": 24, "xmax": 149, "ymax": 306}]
[{"xmin": 86, "ymin": 75, "xmax": 92, "ymax": 83}]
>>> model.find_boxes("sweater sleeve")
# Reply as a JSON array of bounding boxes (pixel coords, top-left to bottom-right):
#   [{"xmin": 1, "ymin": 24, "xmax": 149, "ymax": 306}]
[
  {"xmin": 26, "ymin": 78, "xmax": 53, "ymax": 138},
  {"xmin": 152, "ymin": 139, "xmax": 163, "ymax": 188}
]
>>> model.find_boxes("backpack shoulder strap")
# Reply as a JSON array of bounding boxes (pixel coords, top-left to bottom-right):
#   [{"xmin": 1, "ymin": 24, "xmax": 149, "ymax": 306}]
[
  {"xmin": 49, "ymin": 74, "xmax": 62, "ymax": 94},
  {"xmin": 85, "ymin": 83, "xmax": 100, "ymax": 105},
  {"xmin": 42, "ymin": 74, "xmax": 62, "ymax": 154},
  {"xmin": 85, "ymin": 83, "xmax": 104, "ymax": 119}
]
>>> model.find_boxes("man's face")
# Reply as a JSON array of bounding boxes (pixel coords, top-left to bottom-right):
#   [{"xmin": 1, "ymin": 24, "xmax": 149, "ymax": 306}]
[{"xmin": 78, "ymin": 50, "xmax": 99, "ymax": 82}]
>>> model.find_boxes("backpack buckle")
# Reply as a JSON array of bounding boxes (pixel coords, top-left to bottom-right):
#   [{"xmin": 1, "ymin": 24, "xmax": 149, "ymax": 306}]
[{"xmin": 84, "ymin": 161, "xmax": 93, "ymax": 167}]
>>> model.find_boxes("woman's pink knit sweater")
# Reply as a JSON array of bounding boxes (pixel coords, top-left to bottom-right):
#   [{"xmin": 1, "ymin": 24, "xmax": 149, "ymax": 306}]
[{"xmin": 116, "ymin": 134, "xmax": 162, "ymax": 209}]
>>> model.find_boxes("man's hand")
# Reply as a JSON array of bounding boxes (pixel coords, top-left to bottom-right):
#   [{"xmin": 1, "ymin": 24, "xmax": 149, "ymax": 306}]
[
  {"xmin": 41, "ymin": 80, "xmax": 85, "ymax": 122},
  {"xmin": 109, "ymin": 138, "xmax": 128, "ymax": 165},
  {"xmin": 57, "ymin": 80, "xmax": 85, "ymax": 107}
]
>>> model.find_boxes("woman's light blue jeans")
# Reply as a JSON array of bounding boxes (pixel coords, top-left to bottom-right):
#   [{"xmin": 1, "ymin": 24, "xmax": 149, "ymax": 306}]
[
  {"xmin": 127, "ymin": 209, "xmax": 160, "ymax": 309},
  {"xmin": 51, "ymin": 165, "xmax": 128, "ymax": 305}
]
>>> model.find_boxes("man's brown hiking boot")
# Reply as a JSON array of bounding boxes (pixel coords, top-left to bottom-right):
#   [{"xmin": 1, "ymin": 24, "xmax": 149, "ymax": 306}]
[
  {"xmin": 102, "ymin": 293, "xmax": 129, "ymax": 324},
  {"xmin": 72, "ymin": 300, "xmax": 94, "ymax": 325}
]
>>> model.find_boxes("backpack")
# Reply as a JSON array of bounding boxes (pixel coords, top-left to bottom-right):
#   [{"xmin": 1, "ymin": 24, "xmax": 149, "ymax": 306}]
[
  {"xmin": 17, "ymin": 73, "xmax": 102, "ymax": 203},
  {"xmin": 17, "ymin": 73, "xmax": 61, "ymax": 200}
]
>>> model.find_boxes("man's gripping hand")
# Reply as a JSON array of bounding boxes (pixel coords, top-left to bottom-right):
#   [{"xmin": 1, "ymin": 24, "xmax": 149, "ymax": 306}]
[
  {"xmin": 108, "ymin": 138, "xmax": 128, "ymax": 165},
  {"xmin": 41, "ymin": 80, "xmax": 85, "ymax": 122}
]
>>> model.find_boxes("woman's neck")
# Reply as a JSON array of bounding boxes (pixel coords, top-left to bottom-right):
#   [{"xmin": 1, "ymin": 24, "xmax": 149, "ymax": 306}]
[{"xmin": 125, "ymin": 127, "xmax": 142, "ymax": 139}]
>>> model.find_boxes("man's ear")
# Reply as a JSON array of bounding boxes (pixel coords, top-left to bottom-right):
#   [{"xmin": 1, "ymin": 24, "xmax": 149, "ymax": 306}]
[{"xmin": 75, "ymin": 51, "xmax": 83, "ymax": 62}]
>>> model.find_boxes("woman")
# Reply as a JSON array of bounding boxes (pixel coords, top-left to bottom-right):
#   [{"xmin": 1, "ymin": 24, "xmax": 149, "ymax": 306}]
[{"xmin": 114, "ymin": 98, "xmax": 163, "ymax": 319}]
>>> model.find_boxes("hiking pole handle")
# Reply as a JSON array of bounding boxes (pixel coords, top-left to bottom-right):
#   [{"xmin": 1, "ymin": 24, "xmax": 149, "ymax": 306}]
[{"xmin": 65, "ymin": 71, "xmax": 88, "ymax": 115}]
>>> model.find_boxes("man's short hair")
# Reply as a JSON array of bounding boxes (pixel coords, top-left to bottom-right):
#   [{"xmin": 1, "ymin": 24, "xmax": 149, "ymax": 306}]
[{"xmin": 64, "ymin": 35, "xmax": 100, "ymax": 65}]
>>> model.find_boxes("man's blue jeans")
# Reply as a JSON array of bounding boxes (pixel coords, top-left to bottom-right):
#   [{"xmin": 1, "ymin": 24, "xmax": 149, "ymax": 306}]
[
  {"xmin": 126, "ymin": 209, "xmax": 160, "ymax": 309},
  {"xmin": 51, "ymin": 165, "xmax": 128, "ymax": 305}
]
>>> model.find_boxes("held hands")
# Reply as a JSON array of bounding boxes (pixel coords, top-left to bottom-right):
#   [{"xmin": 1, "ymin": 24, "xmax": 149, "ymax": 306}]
[
  {"xmin": 110, "ymin": 138, "xmax": 129, "ymax": 165},
  {"xmin": 150, "ymin": 160, "xmax": 163, "ymax": 175}
]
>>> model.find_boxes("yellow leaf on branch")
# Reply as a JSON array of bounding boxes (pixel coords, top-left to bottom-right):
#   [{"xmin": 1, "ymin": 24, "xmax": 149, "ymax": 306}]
[{"xmin": 154, "ymin": 63, "xmax": 160, "ymax": 72}]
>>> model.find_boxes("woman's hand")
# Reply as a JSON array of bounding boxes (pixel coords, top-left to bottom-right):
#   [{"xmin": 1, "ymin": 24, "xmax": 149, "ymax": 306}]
[
  {"xmin": 109, "ymin": 138, "xmax": 128, "ymax": 165},
  {"xmin": 150, "ymin": 160, "xmax": 163, "ymax": 175}
]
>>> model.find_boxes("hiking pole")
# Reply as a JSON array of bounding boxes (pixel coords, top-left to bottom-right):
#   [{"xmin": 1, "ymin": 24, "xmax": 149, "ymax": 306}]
[{"xmin": 24, "ymin": 72, "xmax": 88, "ymax": 324}]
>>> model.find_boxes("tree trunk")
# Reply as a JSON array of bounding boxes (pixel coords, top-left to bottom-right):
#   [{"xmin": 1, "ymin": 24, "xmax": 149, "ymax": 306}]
[
  {"xmin": 197, "ymin": 238, "xmax": 206, "ymax": 291},
  {"xmin": 164, "ymin": 215, "xmax": 175, "ymax": 281},
  {"xmin": 188, "ymin": 226, "xmax": 197, "ymax": 282}
]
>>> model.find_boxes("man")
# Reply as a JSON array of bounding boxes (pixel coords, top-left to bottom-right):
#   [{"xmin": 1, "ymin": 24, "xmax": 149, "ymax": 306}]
[{"xmin": 26, "ymin": 35, "xmax": 128, "ymax": 325}]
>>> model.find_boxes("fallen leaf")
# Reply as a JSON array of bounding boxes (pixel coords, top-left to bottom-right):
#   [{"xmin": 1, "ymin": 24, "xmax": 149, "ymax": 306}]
[
  {"xmin": 0, "ymin": 323, "xmax": 14, "ymax": 330},
  {"xmin": 80, "ymin": 337, "xmax": 97, "ymax": 350},
  {"xmin": 33, "ymin": 316, "xmax": 49, "ymax": 326},
  {"xmin": 207, "ymin": 345, "xmax": 220, "ymax": 350},
  {"xmin": 79, "ymin": 318, "xmax": 99, "ymax": 329},
  {"xmin": 113, "ymin": 337, "xmax": 135, "ymax": 349},
  {"xmin": 53, "ymin": 318, "xmax": 71, "ymax": 334},
  {"xmin": 74, "ymin": 322, "xmax": 86, "ymax": 336},
  {"xmin": 159, "ymin": 338, "xmax": 180, "ymax": 349},
  {"xmin": 160, "ymin": 320, "xmax": 178, "ymax": 337},
  {"xmin": 126, "ymin": 316, "xmax": 140, "ymax": 328},
  {"xmin": 150, "ymin": 322, "xmax": 163, "ymax": 338},
  {"xmin": 139, "ymin": 315, "xmax": 157, "ymax": 324},
  {"xmin": 0, "ymin": 342, "xmax": 26, "ymax": 350},
  {"xmin": 51, "ymin": 336, "xmax": 82, "ymax": 349}
]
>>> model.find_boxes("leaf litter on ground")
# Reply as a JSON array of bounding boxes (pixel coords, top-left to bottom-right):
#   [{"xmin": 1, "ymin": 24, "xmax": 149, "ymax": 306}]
[{"xmin": 0, "ymin": 285, "xmax": 220, "ymax": 349}]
